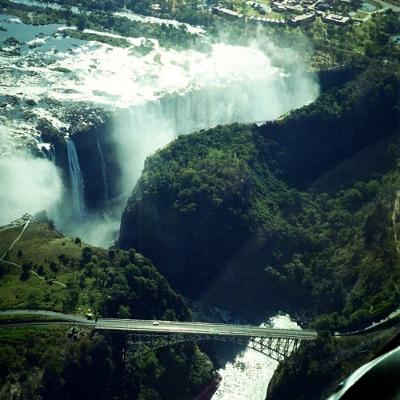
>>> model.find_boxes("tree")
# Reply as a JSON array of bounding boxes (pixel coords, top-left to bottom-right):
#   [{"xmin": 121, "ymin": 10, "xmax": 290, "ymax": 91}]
[
  {"xmin": 0, "ymin": 263, "xmax": 5, "ymax": 279},
  {"xmin": 85, "ymin": 261, "xmax": 95, "ymax": 277},
  {"xmin": 20, "ymin": 262, "xmax": 31, "ymax": 281},
  {"xmin": 79, "ymin": 274, "xmax": 86, "ymax": 289},
  {"xmin": 99, "ymin": 260, "xmax": 109, "ymax": 270},
  {"xmin": 129, "ymin": 249, "xmax": 136, "ymax": 263},
  {"xmin": 49, "ymin": 261, "xmax": 59, "ymax": 274},
  {"xmin": 108, "ymin": 249, "xmax": 116, "ymax": 262},
  {"xmin": 63, "ymin": 285, "xmax": 80, "ymax": 312},
  {"xmin": 77, "ymin": 15, "xmax": 87, "ymax": 31},
  {"xmin": 117, "ymin": 305, "xmax": 131, "ymax": 318},
  {"xmin": 81, "ymin": 247, "xmax": 93, "ymax": 265},
  {"xmin": 387, "ymin": 143, "xmax": 399, "ymax": 168}
]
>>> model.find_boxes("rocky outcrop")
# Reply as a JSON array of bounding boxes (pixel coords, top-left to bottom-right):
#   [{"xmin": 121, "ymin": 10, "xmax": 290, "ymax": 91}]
[
  {"xmin": 37, "ymin": 106, "xmax": 120, "ymax": 211},
  {"xmin": 72, "ymin": 118, "xmax": 120, "ymax": 209}
]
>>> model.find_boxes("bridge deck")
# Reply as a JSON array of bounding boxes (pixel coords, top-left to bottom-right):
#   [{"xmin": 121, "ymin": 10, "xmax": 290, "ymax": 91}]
[
  {"xmin": 96, "ymin": 318, "xmax": 318, "ymax": 340},
  {"xmin": 0, "ymin": 310, "xmax": 317, "ymax": 340}
]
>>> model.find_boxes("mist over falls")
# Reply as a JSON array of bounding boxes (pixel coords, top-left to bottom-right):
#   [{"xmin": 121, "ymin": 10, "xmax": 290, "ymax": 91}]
[
  {"xmin": 0, "ymin": 37, "xmax": 319, "ymax": 245},
  {"xmin": 112, "ymin": 72, "xmax": 319, "ymax": 194},
  {"xmin": 0, "ymin": 133, "xmax": 63, "ymax": 226}
]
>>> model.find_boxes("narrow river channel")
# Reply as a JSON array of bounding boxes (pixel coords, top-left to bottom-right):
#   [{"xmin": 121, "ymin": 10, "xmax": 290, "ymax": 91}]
[{"xmin": 212, "ymin": 314, "xmax": 301, "ymax": 400}]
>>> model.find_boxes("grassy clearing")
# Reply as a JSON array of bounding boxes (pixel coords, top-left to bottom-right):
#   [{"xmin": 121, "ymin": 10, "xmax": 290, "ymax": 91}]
[
  {"xmin": 0, "ymin": 221, "xmax": 125, "ymax": 314},
  {"xmin": 352, "ymin": 11, "xmax": 369, "ymax": 20},
  {"xmin": 0, "ymin": 269, "xmax": 66, "ymax": 310},
  {"xmin": 0, "ymin": 325, "xmax": 70, "ymax": 345},
  {"xmin": 0, "ymin": 314, "xmax": 66, "ymax": 323},
  {"xmin": 0, "ymin": 226, "xmax": 24, "ymax": 256}
]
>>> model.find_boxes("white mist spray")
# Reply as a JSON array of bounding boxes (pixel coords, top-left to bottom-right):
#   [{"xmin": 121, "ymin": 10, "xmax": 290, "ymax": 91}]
[
  {"xmin": 0, "ymin": 127, "xmax": 63, "ymax": 224},
  {"xmin": 112, "ymin": 43, "xmax": 319, "ymax": 196}
]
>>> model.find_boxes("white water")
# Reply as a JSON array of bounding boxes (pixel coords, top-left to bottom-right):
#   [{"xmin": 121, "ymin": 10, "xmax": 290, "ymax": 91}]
[
  {"xmin": 37, "ymin": 142, "xmax": 55, "ymax": 163},
  {"xmin": 0, "ymin": 126, "xmax": 63, "ymax": 224},
  {"xmin": 66, "ymin": 139, "xmax": 85, "ymax": 215},
  {"xmin": 0, "ymin": 12, "xmax": 319, "ymax": 244},
  {"xmin": 48, "ymin": 145, "xmax": 55, "ymax": 163},
  {"xmin": 114, "ymin": 10, "xmax": 205, "ymax": 35},
  {"xmin": 112, "ymin": 43, "xmax": 319, "ymax": 194},
  {"xmin": 212, "ymin": 314, "xmax": 301, "ymax": 400}
]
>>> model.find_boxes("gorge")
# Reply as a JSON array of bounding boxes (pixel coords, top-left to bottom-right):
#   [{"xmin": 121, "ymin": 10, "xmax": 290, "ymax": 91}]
[{"xmin": 1, "ymin": 2, "xmax": 400, "ymax": 399}]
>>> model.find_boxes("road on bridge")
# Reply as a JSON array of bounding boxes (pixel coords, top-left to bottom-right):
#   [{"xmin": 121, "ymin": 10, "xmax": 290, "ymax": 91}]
[
  {"xmin": 0, "ymin": 309, "xmax": 318, "ymax": 340},
  {"xmin": 94, "ymin": 319, "xmax": 317, "ymax": 339}
]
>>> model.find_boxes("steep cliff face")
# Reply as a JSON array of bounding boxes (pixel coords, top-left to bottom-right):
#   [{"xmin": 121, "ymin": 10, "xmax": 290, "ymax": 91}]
[
  {"xmin": 72, "ymin": 119, "xmax": 121, "ymax": 210},
  {"xmin": 38, "ymin": 110, "xmax": 120, "ymax": 212},
  {"xmin": 119, "ymin": 68, "xmax": 400, "ymax": 326},
  {"xmin": 35, "ymin": 107, "xmax": 115, "ymax": 210}
]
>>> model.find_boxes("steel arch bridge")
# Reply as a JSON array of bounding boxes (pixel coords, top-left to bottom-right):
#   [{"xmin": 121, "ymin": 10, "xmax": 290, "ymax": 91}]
[
  {"xmin": 123, "ymin": 332, "xmax": 304, "ymax": 362},
  {"xmin": 0, "ymin": 310, "xmax": 318, "ymax": 362},
  {"xmin": 94, "ymin": 318, "xmax": 317, "ymax": 362}
]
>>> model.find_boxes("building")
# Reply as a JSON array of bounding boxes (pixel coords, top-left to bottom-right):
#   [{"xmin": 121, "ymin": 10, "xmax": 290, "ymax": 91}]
[
  {"xmin": 271, "ymin": 3, "xmax": 287, "ymax": 12},
  {"xmin": 212, "ymin": 6, "xmax": 242, "ymax": 18},
  {"xmin": 322, "ymin": 13, "xmax": 350, "ymax": 24},
  {"xmin": 289, "ymin": 12, "xmax": 316, "ymax": 25},
  {"xmin": 285, "ymin": 4, "xmax": 305, "ymax": 13},
  {"xmin": 248, "ymin": 15, "xmax": 286, "ymax": 25}
]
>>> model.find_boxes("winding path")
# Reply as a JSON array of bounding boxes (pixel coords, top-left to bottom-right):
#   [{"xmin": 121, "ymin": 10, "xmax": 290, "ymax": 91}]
[
  {"xmin": 0, "ymin": 219, "xmax": 66, "ymax": 288},
  {"xmin": 0, "ymin": 219, "xmax": 30, "ymax": 260},
  {"xmin": 0, "ymin": 259, "xmax": 66, "ymax": 288}
]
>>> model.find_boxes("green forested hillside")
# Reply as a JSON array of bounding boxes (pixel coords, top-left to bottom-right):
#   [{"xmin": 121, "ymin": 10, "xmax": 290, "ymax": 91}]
[
  {"xmin": 120, "ymin": 67, "xmax": 400, "ymax": 331},
  {"xmin": 0, "ymin": 222, "xmax": 213, "ymax": 400}
]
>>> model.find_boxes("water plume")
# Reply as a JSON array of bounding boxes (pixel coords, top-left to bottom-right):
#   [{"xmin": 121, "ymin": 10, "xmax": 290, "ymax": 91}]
[{"xmin": 0, "ymin": 128, "xmax": 63, "ymax": 225}]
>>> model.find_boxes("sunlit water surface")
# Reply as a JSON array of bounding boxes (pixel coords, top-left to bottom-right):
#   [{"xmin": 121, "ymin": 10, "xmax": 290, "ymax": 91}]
[{"xmin": 212, "ymin": 314, "xmax": 301, "ymax": 400}]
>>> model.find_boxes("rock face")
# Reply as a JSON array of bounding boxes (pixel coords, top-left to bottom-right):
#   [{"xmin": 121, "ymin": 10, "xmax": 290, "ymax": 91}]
[
  {"xmin": 35, "ymin": 107, "xmax": 120, "ymax": 212},
  {"xmin": 119, "ymin": 68, "xmax": 400, "ymax": 325},
  {"xmin": 72, "ymin": 118, "xmax": 120, "ymax": 210}
]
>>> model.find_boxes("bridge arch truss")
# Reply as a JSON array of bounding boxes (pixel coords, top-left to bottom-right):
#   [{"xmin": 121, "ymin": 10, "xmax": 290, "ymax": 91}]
[{"xmin": 124, "ymin": 333, "xmax": 301, "ymax": 362}]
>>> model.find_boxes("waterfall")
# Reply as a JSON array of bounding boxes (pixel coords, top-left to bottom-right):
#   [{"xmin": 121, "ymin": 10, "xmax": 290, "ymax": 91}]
[
  {"xmin": 46, "ymin": 145, "xmax": 56, "ymax": 164},
  {"xmin": 96, "ymin": 130, "xmax": 109, "ymax": 202},
  {"xmin": 66, "ymin": 138, "xmax": 86, "ymax": 215},
  {"xmin": 48, "ymin": 145, "xmax": 55, "ymax": 164},
  {"xmin": 38, "ymin": 143, "xmax": 56, "ymax": 163}
]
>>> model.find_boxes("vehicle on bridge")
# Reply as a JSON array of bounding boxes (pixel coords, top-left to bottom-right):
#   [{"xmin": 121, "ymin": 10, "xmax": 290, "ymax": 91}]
[{"xmin": 85, "ymin": 312, "xmax": 94, "ymax": 320}]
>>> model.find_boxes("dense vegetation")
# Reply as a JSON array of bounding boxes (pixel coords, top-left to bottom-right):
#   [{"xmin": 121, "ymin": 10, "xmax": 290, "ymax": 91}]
[
  {"xmin": 120, "ymin": 67, "xmax": 400, "ymax": 331},
  {"xmin": 0, "ymin": 221, "xmax": 213, "ymax": 399},
  {"xmin": 267, "ymin": 326, "xmax": 400, "ymax": 400}
]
